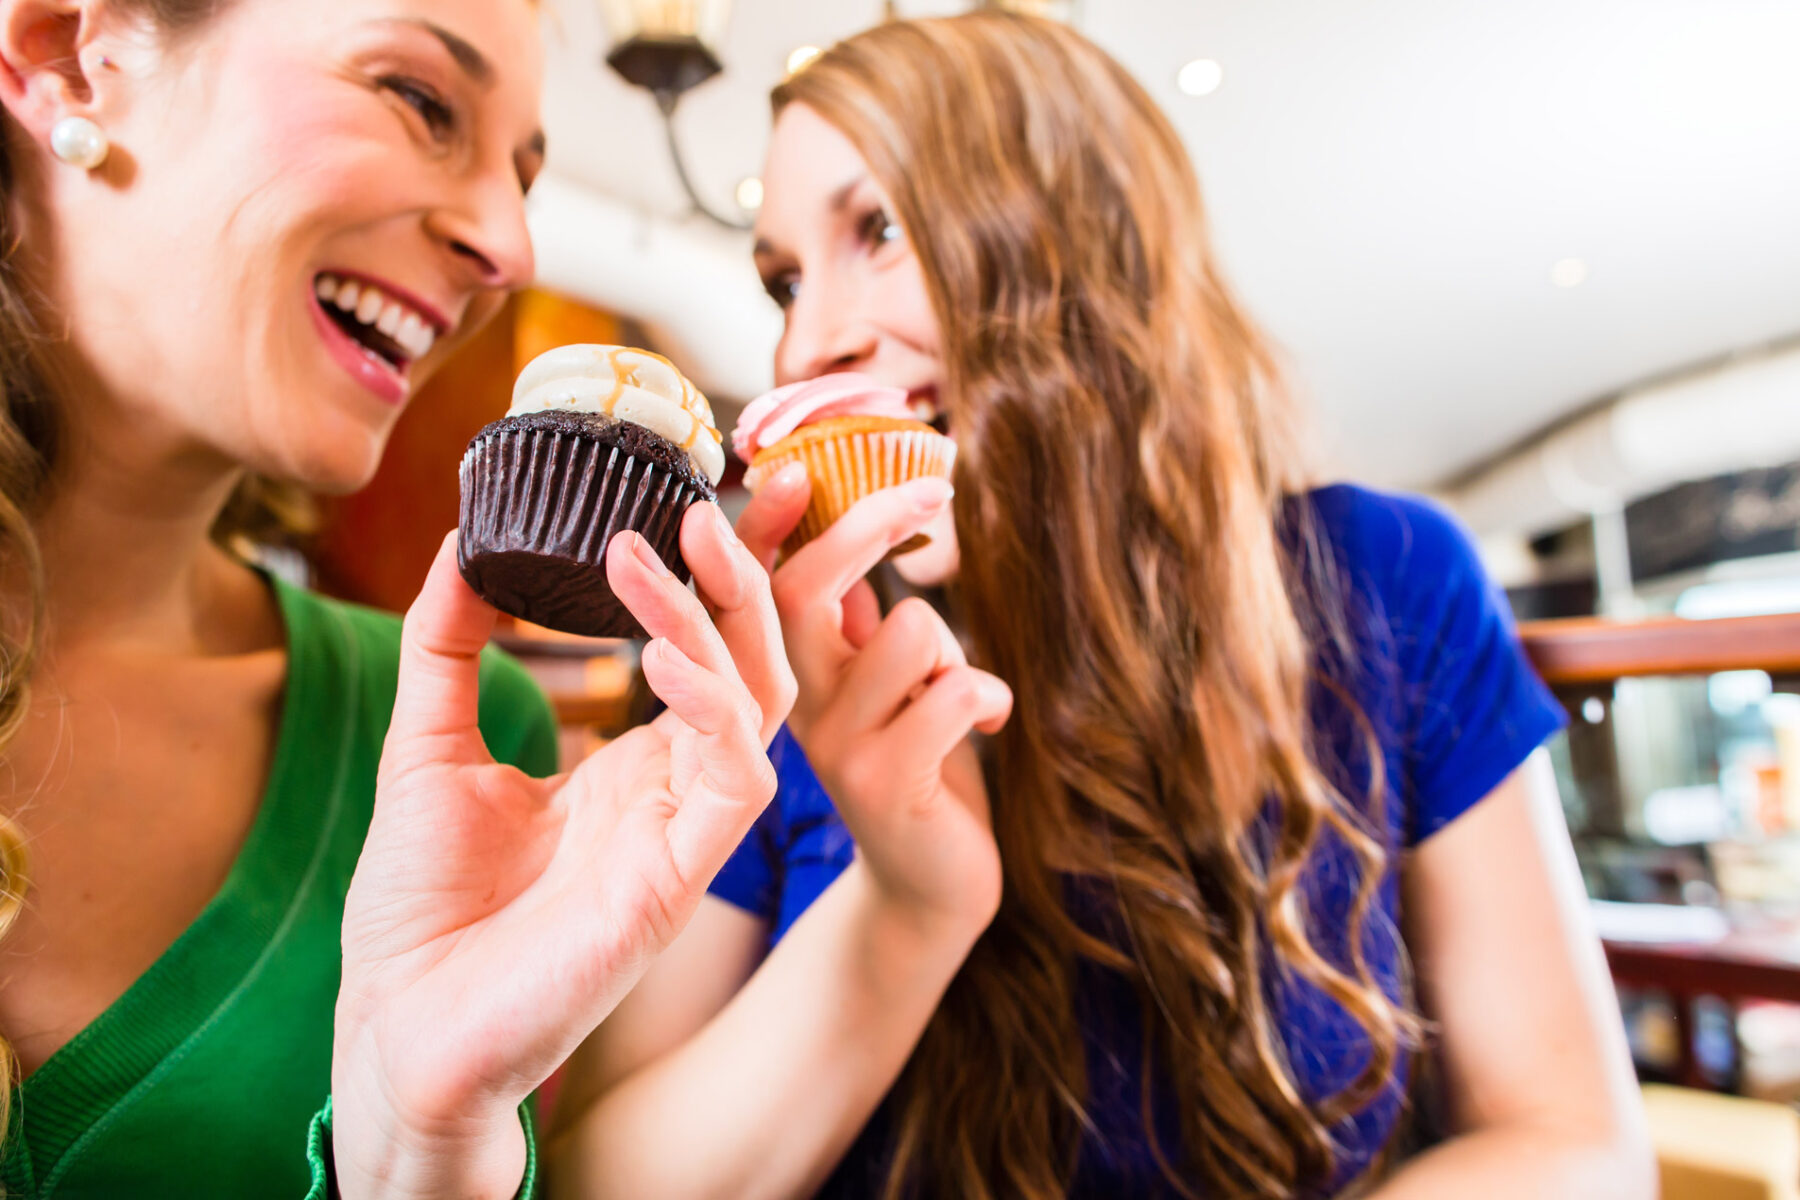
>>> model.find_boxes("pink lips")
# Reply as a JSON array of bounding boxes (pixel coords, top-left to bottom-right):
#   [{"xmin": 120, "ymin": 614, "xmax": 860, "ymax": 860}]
[
  {"xmin": 309, "ymin": 290, "xmax": 409, "ymax": 407},
  {"xmin": 732, "ymin": 373, "xmax": 916, "ymax": 459}
]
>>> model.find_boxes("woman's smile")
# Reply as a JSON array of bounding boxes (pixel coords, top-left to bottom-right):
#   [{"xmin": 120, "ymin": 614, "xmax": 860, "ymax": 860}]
[
  {"xmin": 309, "ymin": 270, "xmax": 450, "ymax": 406},
  {"xmin": 905, "ymin": 384, "xmax": 949, "ymax": 433}
]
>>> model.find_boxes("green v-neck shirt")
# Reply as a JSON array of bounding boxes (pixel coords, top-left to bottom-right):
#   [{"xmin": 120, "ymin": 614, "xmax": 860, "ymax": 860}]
[{"xmin": 2, "ymin": 577, "xmax": 560, "ymax": 1198}]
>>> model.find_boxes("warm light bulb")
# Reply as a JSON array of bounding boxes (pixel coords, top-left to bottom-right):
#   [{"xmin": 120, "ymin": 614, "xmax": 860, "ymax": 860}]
[
  {"xmin": 735, "ymin": 176, "xmax": 764, "ymax": 211},
  {"xmin": 1177, "ymin": 58, "xmax": 1224, "ymax": 97},
  {"xmin": 1551, "ymin": 258, "xmax": 1590, "ymax": 288},
  {"xmin": 786, "ymin": 45, "xmax": 822, "ymax": 75}
]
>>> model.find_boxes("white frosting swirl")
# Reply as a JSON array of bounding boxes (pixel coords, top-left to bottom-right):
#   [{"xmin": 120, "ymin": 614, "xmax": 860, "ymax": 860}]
[{"xmin": 508, "ymin": 345, "xmax": 725, "ymax": 485}]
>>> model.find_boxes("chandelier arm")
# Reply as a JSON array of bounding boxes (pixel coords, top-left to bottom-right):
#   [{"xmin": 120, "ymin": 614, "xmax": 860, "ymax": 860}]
[{"xmin": 656, "ymin": 91, "xmax": 754, "ymax": 232}]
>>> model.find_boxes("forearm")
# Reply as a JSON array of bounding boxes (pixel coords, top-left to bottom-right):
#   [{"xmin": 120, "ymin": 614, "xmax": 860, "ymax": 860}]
[
  {"xmin": 547, "ymin": 860, "xmax": 983, "ymax": 1200},
  {"xmin": 1369, "ymin": 1122, "xmax": 1654, "ymax": 1200},
  {"xmin": 1386, "ymin": 761, "xmax": 1655, "ymax": 1200}
]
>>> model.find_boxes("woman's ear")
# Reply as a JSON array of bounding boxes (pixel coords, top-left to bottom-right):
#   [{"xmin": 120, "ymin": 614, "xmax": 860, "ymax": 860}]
[{"xmin": 0, "ymin": 0, "xmax": 111, "ymax": 142}]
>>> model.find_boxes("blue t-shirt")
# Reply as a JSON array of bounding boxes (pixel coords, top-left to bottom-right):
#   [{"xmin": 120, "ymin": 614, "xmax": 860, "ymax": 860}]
[{"xmin": 709, "ymin": 484, "xmax": 1567, "ymax": 1197}]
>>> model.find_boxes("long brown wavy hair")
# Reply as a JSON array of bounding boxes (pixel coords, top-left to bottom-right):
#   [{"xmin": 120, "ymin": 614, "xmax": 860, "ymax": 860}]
[
  {"xmin": 0, "ymin": 0, "xmax": 312, "ymax": 1137},
  {"xmin": 777, "ymin": 14, "xmax": 1420, "ymax": 1198}
]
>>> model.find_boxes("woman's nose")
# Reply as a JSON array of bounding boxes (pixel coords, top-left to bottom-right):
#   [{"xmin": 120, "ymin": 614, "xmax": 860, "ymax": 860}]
[
  {"xmin": 777, "ymin": 289, "xmax": 880, "ymax": 384},
  {"xmin": 426, "ymin": 180, "xmax": 536, "ymax": 291}
]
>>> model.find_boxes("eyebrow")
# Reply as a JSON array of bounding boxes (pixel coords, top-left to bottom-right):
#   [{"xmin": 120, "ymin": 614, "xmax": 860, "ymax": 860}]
[
  {"xmin": 381, "ymin": 17, "xmax": 494, "ymax": 86},
  {"xmin": 753, "ymin": 173, "xmax": 867, "ymax": 257},
  {"xmin": 376, "ymin": 18, "xmax": 548, "ymax": 167}
]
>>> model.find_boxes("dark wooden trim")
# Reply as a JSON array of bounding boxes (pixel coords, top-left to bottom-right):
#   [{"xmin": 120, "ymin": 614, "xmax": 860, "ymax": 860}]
[
  {"xmin": 1604, "ymin": 938, "xmax": 1800, "ymax": 1090},
  {"xmin": 1604, "ymin": 940, "xmax": 1800, "ymax": 1006},
  {"xmin": 1519, "ymin": 613, "xmax": 1800, "ymax": 685}
]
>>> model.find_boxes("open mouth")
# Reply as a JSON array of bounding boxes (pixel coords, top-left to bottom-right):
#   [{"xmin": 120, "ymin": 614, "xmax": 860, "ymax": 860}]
[
  {"xmin": 908, "ymin": 386, "xmax": 950, "ymax": 435},
  {"xmin": 313, "ymin": 273, "xmax": 440, "ymax": 371}
]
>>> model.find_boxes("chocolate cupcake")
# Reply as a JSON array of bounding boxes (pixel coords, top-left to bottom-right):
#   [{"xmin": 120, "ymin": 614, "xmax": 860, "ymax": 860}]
[{"xmin": 458, "ymin": 345, "xmax": 725, "ymax": 638}]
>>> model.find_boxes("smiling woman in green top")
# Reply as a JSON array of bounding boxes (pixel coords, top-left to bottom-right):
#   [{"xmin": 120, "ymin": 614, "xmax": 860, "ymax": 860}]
[{"xmin": 0, "ymin": 1, "xmax": 792, "ymax": 1197}]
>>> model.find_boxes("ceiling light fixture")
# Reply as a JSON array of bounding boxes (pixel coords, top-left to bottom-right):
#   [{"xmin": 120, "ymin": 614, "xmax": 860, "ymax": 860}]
[
  {"xmin": 1551, "ymin": 258, "xmax": 1590, "ymax": 288},
  {"xmin": 1177, "ymin": 58, "xmax": 1224, "ymax": 97},
  {"xmin": 786, "ymin": 45, "xmax": 822, "ymax": 76},
  {"xmin": 600, "ymin": 0, "xmax": 751, "ymax": 231}
]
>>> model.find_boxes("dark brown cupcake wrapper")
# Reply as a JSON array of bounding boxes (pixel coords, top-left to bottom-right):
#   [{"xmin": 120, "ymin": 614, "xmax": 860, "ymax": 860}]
[{"xmin": 457, "ymin": 420, "xmax": 712, "ymax": 639}]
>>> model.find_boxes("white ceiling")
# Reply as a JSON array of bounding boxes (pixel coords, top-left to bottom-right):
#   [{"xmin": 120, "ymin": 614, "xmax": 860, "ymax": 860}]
[{"xmin": 536, "ymin": 0, "xmax": 1800, "ymax": 490}]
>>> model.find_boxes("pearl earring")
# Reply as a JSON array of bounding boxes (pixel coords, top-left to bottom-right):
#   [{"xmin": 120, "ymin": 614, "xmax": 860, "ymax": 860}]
[{"xmin": 50, "ymin": 116, "xmax": 109, "ymax": 171}]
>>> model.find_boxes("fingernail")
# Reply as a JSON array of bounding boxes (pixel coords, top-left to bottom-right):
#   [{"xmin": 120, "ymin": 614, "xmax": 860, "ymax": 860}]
[
  {"xmin": 772, "ymin": 462, "xmax": 808, "ymax": 491},
  {"xmin": 710, "ymin": 502, "xmax": 741, "ymax": 547},
  {"xmin": 912, "ymin": 479, "xmax": 955, "ymax": 516},
  {"xmin": 654, "ymin": 637, "xmax": 696, "ymax": 670},
  {"xmin": 632, "ymin": 531, "xmax": 676, "ymax": 580}
]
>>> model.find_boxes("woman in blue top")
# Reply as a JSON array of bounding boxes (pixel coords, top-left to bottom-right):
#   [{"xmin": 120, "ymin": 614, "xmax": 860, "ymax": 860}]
[
  {"xmin": 0, "ymin": 0, "xmax": 792, "ymax": 1194},
  {"xmin": 553, "ymin": 12, "xmax": 1651, "ymax": 1199}
]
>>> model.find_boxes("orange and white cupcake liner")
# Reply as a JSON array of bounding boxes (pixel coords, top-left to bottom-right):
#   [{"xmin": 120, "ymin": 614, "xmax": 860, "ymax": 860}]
[{"xmin": 745, "ymin": 415, "xmax": 957, "ymax": 559}]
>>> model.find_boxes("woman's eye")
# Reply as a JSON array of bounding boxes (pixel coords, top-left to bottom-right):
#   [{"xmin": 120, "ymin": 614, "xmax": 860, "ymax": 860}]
[
  {"xmin": 860, "ymin": 207, "xmax": 903, "ymax": 248},
  {"xmin": 763, "ymin": 273, "xmax": 800, "ymax": 310},
  {"xmin": 381, "ymin": 76, "xmax": 456, "ymax": 140}
]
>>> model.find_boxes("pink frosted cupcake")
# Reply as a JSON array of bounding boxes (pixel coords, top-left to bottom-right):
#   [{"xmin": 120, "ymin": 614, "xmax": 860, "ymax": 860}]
[{"xmin": 735, "ymin": 374, "xmax": 957, "ymax": 559}]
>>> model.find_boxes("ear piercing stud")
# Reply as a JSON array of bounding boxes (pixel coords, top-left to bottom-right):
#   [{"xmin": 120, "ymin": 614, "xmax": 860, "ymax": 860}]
[{"xmin": 50, "ymin": 116, "xmax": 109, "ymax": 170}]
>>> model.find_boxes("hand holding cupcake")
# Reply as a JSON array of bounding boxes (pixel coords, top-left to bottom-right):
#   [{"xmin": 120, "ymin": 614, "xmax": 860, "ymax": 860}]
[
  {"xmin": 458, "ymin": 345, "xmax": 724, "ymax": 638},
  {"xmin": 734, "ymin": 373, "xmax": 956, "ymax": 560}
]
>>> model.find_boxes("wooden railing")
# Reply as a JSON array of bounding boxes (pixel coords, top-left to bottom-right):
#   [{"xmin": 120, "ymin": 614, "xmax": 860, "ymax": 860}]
[
  {"xmin": 1520, "ymin": 609, "xmax": 1800, "ymax": 1091},
  {"xmin": 518, "ymin": 611, "xmax": 1800, "ymax": 742},
  {"xmin": 512, "ymin": 610, "xmax": 1800, "ymax": 748},
  {"xmin": 1521, "ymin": 612, "xmax": 1800, "ymax": 686}
]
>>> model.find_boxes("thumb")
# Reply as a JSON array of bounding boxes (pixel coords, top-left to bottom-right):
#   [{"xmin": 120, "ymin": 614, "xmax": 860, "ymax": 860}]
[
  {"xmin": 385, "ymin": 533, "xmax": 499, "ymax": 767},
  {"xmin": 736, "ymin": 462, "xmax": 811, "ymax": 571}
]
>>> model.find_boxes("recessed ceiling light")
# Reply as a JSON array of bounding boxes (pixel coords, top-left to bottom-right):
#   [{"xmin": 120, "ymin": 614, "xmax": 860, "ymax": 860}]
[
  {"xmin": 1177, "ymin": 58, "xmax": 1224, "ymax": 97},
  {"xmin": 735, "ymin": 176, "xmax": 764, "ymax": 211},
  {"xmin": 1551, "ymin": 258, "xmax": 1589, "ymax": 288},
  {"xmin": 786, "ymin": 45, "xmax": 822, "ymax": 75}
]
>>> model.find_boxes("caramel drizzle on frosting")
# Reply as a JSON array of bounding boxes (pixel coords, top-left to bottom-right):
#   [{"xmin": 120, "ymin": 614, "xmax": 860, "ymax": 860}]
[
  {"xmin": 509, "ymin": 344, "xmax": 726, "ymax": 484},
  {"xmin": 588, "ymin": 346, "xmax": 723, "ymax": 451}
]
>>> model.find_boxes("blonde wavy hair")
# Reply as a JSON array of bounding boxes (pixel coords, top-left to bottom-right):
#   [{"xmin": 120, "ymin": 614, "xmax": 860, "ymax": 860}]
[{"xmin": 777, "ymin": 13, "xmax": 1423, "ymax": 1197}]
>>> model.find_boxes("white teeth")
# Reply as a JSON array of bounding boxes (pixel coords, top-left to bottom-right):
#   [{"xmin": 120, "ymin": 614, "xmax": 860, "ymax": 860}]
[
  {"xmin": 315, "ymin": 272, "xmax": 440, "ymax": 361},
  {"xmin": 397, "ymin": 313, "xmax": 426, "ymax": 357},
  {"xmin": 355, "ymin": 288, "xmax": 384, "ymax": 324}
]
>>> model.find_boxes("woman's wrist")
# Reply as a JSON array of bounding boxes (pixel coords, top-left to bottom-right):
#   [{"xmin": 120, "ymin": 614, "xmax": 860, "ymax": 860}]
[
  {"xmin": 329, "ymin": 1031, "xmax": 529, "ymax": 1200},
  {"xmin": 850, "ymin": 857, "xmax": 996, "ymax": 967},
  {"xmin": 849, "ymin": 822, "xmax": 1004, "ymax": 938}
]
